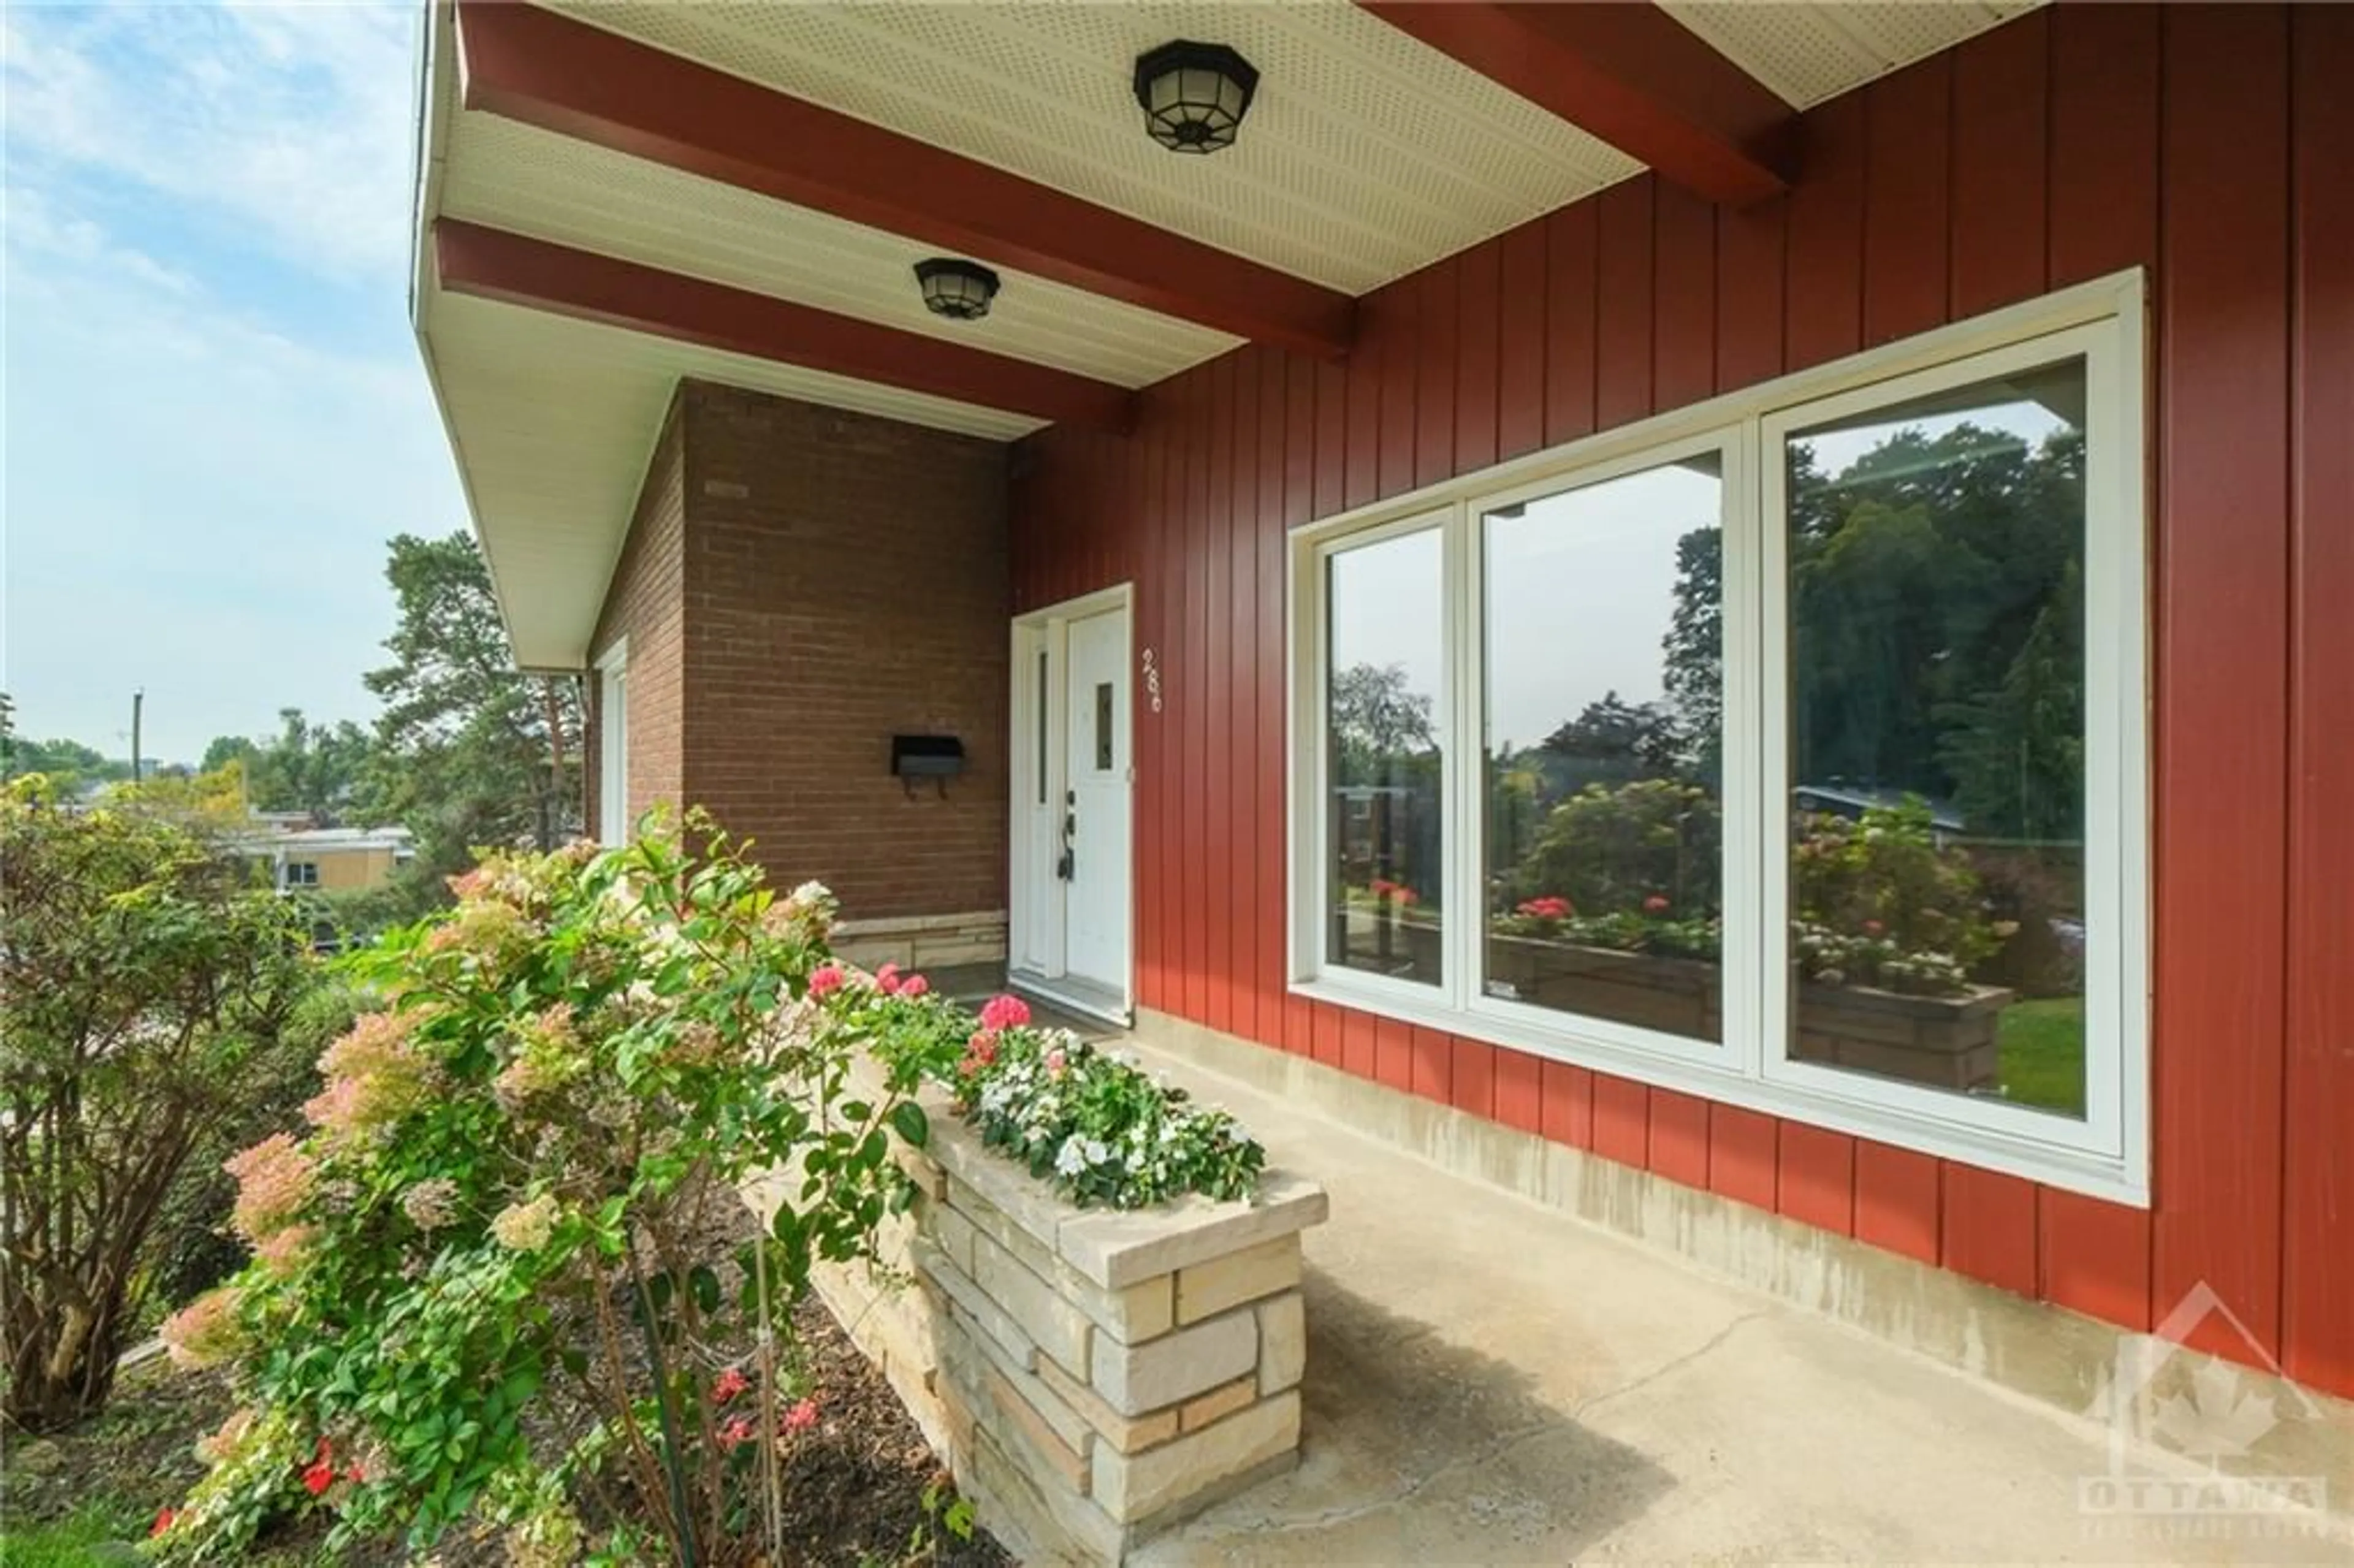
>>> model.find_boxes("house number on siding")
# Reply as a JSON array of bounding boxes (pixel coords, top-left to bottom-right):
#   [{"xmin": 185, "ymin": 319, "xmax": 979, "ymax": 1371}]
[{"xmin": 1141, "ymin": 648, "xmax": 1164, "ymax": 713}]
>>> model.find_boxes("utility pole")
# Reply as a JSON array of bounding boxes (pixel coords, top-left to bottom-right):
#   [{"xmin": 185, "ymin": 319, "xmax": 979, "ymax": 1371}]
[{"xmin": 130, "ymin": 689, "xmax": 144, "ymax": 785}]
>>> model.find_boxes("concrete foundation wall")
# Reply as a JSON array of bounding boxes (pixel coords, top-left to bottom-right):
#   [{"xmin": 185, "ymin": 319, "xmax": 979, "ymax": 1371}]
[{"xmin": 1130, "ymin": 1007, "xmax": 2353, "ymax": 1492}]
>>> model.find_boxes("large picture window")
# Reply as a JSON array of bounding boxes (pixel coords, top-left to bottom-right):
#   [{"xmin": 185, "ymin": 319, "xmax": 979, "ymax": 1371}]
[{"xmin": 1290, "ymin": 276, "xmax": 2146, "ymax": 1201}]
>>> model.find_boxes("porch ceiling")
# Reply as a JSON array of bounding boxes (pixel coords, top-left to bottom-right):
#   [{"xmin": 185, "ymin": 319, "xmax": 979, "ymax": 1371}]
[{"xmin": 412, "ymin": 0, "xmax": 2044, "ymax": 671}]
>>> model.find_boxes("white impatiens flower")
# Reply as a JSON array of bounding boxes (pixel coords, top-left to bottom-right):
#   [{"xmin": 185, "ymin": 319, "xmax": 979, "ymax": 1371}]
[{"xmin": 1054, "ymin": 1140, "xmax": 1089, "ymax": 1178}]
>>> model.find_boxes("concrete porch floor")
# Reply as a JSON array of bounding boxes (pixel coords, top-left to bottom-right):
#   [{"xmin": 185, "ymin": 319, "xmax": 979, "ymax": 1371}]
[{"xmin": 1062, "ymin": 1027, "xmax": 2354, "ymax": 1566}]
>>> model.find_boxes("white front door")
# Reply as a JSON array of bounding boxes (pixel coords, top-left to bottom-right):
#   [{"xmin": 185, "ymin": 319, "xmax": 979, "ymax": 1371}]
[
  {"xmin": 1010, "ymin": 593, "xmax": 1132, "ymax": 1014},
  {"xmin": 1061, "ymin": 607, "xmax": 1130, "ymax": 992}
]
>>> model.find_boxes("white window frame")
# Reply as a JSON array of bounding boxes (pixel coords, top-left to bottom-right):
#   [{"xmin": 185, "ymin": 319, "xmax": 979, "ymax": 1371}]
[
  {"xmin": 1305, "ymin": 509, "xmax": 1456, "ymax": 1011},
  {"xmin": 1286, "ymin": 270, "xmax": 2150, "ymax": 1205},
  {"xmin": 595, "ymin": 637, "xmax": 630, "ymax": 845}
]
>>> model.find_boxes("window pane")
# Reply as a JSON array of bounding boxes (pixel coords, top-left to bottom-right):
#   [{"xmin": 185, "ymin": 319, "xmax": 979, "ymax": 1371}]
[
  {"xmin": 1784, "ymin": 359, "xmax": 2089, "ymax": 1119},
  {"xmin": 1326, "ymin": 528, "xmax": 1445, "ymax": 986},
  {"xmin": 1482, "ymin": 456, "xmax": 1725, "ymax": 1041}
]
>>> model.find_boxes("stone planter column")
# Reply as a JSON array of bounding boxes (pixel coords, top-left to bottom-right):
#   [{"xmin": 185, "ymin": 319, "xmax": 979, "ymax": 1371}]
[{"xmin": 806, "ymin": 1076, "xmax": 1328, "ymax": 1564}]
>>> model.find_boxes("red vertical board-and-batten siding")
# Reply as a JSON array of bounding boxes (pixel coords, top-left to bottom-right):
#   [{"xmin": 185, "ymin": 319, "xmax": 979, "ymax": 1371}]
[{"xmin": 1005, "ymin": 4, "xmax": 2352, "ymax": 1397}]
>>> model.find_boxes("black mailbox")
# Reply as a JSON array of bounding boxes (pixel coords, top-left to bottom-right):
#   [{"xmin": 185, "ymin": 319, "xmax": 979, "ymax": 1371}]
[{"xmin": 891, "ymin": 734, "xmax": 965, "ymax": 797}]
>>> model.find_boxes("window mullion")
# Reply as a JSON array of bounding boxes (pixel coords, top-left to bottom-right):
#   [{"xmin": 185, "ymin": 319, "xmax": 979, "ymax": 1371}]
[
  {"xmin": 1447, "ymin": 500, "xmax": 1480, "ymax": 1015},
  {"xmin": 1725, "ymin": 423, "xmax": 1769, "ymax": 1084}
]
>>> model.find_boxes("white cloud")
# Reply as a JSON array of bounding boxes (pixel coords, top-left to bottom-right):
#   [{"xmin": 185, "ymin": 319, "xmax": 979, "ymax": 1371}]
[
  {"xmin": 2, "ymin": 3, "xmax": 418, "ymax": 281},
  {"xmin": 0, "ymin": 4, "xmax": 464, "ymax": 761}
]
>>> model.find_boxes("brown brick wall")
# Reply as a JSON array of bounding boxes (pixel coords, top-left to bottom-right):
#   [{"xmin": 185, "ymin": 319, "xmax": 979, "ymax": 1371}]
[
  {"xmin": 680, "ymin": 382, "xmax": 1010, "ymax": 921},
  {"xmin": 586, "ymin": 392, "xmax": 688, "ymax": 837}
]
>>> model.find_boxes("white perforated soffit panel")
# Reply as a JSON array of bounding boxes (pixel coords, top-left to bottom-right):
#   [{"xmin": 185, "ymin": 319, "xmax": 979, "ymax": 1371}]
[
  {"xmin": 424, "ymin": 286, "xmax": 1040, "ymax": 669},
  {"xmin": 1664, "ymin": 1, "xmax": 2046, "ymax": 111},
  {"xmin": 544, "ymin": 0, "xmax": 1642, "ymax": 297},
  {"xmin": 439, "ymin": 113, "xmax": 1240, "ymax": 390}
]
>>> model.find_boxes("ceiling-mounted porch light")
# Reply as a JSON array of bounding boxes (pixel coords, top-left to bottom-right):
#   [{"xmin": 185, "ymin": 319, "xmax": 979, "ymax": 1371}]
[
  {"xmin": 914, "ymin": 257, "xmax": 1000, "ymax": 320},
  {"xmin": 1132, "ymin": 40, "xmax": 1259, "ymax": 154}
]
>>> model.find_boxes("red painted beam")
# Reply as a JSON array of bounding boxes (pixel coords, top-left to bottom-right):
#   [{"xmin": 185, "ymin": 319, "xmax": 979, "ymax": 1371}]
[
  {"xmin": 453, "ymin": 0, "xmax": 1355, "ymax": 360},
  {"xmin": 433, "ymin": 219, "xmax": 1135, "ymax": 433},
  {"xmin": 1358, "ymin": 2, "xmax": 1796, "ymax": 207}
]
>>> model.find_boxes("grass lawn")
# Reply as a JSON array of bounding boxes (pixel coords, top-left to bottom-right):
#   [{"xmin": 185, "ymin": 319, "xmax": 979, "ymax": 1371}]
[
  {"xmin": 0, "ymin": 1501, "xmax": 149, "ymax": 1566},
  {"xmin": 1997, "ymin": 995, "xmax": 2087, "ymax": 1117}
]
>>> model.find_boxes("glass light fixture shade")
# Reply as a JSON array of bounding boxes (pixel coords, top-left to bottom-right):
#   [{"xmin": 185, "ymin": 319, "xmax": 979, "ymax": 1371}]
[
  {"xmin": 913, "ymin": 257, "xmax": 1001, "ymax": 321},
  {"xmin": 1132, "ymin": 40, "xmax": 1260, "ymax": 154}
]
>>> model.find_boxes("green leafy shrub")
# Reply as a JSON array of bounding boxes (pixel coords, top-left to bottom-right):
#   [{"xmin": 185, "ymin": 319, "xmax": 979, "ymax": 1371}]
[
  {"xmin": 0, "ymin": 777, "xmax": 318, "ymax": 1433},
  {"xmin": 1790, "ymin": 800, "xmax": 2010, "ymax": 995},
  {"xmin": 1503, "ymin": 779, "xmax": 1721, "ymax": 926},
  {"xmin": 150, "ymin": 815, "xmax": 924, "ymax": 1566},
  {"xmin": 143, "ymin": 983, "xmax": 365, "ymax": 1328}
]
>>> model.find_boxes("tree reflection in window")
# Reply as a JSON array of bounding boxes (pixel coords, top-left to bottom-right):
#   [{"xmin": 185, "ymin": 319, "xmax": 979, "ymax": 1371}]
[
  {"xmin": 1482, "ymin": 456, "xmax": 1725, "ymax": 1042},
  {"xmin": 1783, "ymin": 359, "xmax": 2089, "ymax": 1117},
  {"xmin": 1326, "ymin": 529, "xmax": 1444, "ymax": 986}
]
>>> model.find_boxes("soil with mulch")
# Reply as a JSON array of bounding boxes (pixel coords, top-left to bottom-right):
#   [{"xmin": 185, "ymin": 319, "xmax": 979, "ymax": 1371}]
[{"xmin": 2, "ymin": 1293, "xmax": 1011, "ymax": 1567}]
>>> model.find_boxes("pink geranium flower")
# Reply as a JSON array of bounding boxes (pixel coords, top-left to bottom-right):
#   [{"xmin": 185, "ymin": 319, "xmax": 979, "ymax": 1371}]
[
  {"xmin": 979, "ymin": 994, "xmax": 1032, "ymax": 1032},
  {"xmin": 806, "ymin": 963, "xmax": 846, "ymax": 999},
  {"xmin": 717, "ymin": 1415, "xmax": 757, "ymax": 1452},
  {"xmin": 875, "ymin": 962, "xmax": 902, "ymax": 995},
  {"xmin": 782, "ymin": 1397, "xmax": 820, "ymax": 1433},
  {"xmin": 713, "ymin": 1366, "xmax": 749, "ymax": 1403},
  {"xmin": 898, "ymin": 973, "xmax": 929, "ymax": 999},
  {"xmin": 1643, "ymin": 894, "xmax": 1671, "ymax": 915}
]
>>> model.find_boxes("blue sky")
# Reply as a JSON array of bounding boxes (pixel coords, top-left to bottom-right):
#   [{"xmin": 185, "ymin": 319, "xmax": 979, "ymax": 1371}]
[{"xmin": 2, "ymin": 2, "xmax": 465, "ymax": 763}]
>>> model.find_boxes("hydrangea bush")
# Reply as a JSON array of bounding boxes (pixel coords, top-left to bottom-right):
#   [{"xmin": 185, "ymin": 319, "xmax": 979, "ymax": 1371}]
[
  {"xmin": 150, "ymin": 813, "xmax": 1268, "ymax": 1562},
  {"xmin": 151, "ymin": 816, "xmax": 929, "ymax": 1566}
]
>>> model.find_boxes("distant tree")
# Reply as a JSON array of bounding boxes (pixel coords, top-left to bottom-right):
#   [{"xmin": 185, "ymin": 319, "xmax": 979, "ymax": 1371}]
[
  {"xmin": 118, "ymin": 760, "xmax": 251, "ymax": 833},
  {"xmin": 1660, "ymin": 419, "xmax": 2087, "ymax": 828},
  {"xmin": 1661, "ymin": 526, "xmax": 1723, "ymax": 768},
  {"xmin": 199, "ymin": 734, "xmax": 257, "ymax": 775},
  {"xmin": 1539, "ymin": 691, "xmax": 1687, "ymax": 780},
  {"xmin": 360, "ymin": 533, "xmax": 582, "ymax": 892},
  {"xmin": 1328, "ymin": 662, "xmax": 1434, "ymax": 781},
  {"xmin": 1, "ymin": 734, "xmax": 116, "ymax": 793},
  {"xmin": 1937, "ymin": 561, "xmax": 2086, "ymax": 842}
]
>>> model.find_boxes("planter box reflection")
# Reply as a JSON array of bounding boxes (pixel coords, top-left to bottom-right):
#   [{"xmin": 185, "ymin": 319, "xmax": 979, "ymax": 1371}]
[{"xmin": 1480, "ymin": 929, "xmax": 2010, "ymax": 1094}]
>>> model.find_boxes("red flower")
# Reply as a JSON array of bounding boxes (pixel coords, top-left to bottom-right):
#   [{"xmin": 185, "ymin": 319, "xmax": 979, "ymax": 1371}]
[
  {"xmin": 899, "ymin": 973, "xmax": 930, "ymax": 999},
  {"xmin": 806, "ymin": 963, "xmax": 846, "ymax": 999},
  {"xmin": 979, "ymin": 994, "xmax": 1031, "ymax": 1032},
  {"xmin": 875, "ymin": 962, "xmax": 903, "ymax": 995},
  {"xmin": 301, "ymin": 1438, "xmax": 335, "ymax": 1496},
  {"xmin": 1516, "ymin": 896, "xmax": 1573, "ymax": 921},
  {"xmin": 782, "ymin": 1396, "xmax": 820, "ymax": 1433},
  {"xmin": 1644, "ymin": 894, "xmax": 1671, "ymax": 915},
  {"xmin": 345, "ymin": 1463, "xmax": 367, "ymax": 1483},
  {"xmin": 151, "ymin": 1508, "xmax": 178, "ymax": 1538},
  {"xmin": 713, "ymin": 1366, "xmax": 750, "ymax": 1403},
  {"xmin": 717, "ymin": 1415, "xmax": 757, "ymax": 1452}
]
